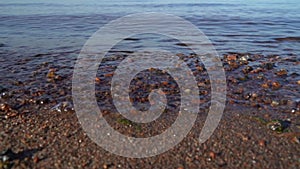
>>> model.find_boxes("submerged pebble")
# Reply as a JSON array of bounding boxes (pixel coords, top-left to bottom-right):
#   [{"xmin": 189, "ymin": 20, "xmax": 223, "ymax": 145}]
[
  {"xmin": 242, "ymin": 66, "xmax": 253, "ymax": 74},
  {"xmin": 47, "ymin": 68, "xmax": 56, "ymax": 78},
  {"xmin": 226, "ymin": 54, "xmax": 237, "ymax": 61},
  {"xmin": 261, "ymin": 62, "xmax": 274, "ymax": 70},
  {"xmin": 275, "ymin": 69, "xmax": 288, "ymax": 76},
  {"xmin": 237, "ymin": 55, "xmax": 249, "ymax": 64},
  {"xmin": 261, "ymin": 83, "xmax": 269, "ymax": 89},
  {"xmin": 51, "ymin": 101, "xmax": 74, "ymax": 113},
  {"xmin": 271, "ymin": 81, "xmax": 281, "ymax": 90}
]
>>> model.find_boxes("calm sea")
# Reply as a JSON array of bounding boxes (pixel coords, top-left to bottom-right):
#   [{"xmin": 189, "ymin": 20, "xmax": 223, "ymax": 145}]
[{"xmin": 0, "ymin": 0, "xmax": 299, "ymax": 72}]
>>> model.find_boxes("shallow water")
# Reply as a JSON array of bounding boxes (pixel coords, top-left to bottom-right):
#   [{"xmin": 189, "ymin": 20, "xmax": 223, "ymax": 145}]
[
  {"xmin": 0, "ymin": 0, "xmax": 299, "ymax": 88},
  {"xmin": 1, "ymin": 0, "xmax": 300, "ymax": 55}
]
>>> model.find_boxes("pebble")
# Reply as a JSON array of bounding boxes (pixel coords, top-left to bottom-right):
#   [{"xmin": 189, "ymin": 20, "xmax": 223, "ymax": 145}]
[
  {"xmin": 271, "ymin": 100, "xmax": 279, "ymax": 107},
  {"xmin": 275, "ymin": 69, "xmax": 288, "ymax": 76},
  {"xmin": 297, "ymin": 80, "xmax": 300, "ymax": 85},
  {"xmin": 251, "ymin": 93, "xmax": 258, "ymax": 98},
  {"xmin": 271, "ymin": 81, "xmax": 281, "ymax": 90},
  {"xmin": 261, "ymin": 83, "xmax": 269, "ymax": 89},
  {"xmin": 242, "ymin": 66, "xmax": 253, "ymax": 74},
  {"xmin": 258, "ymin": 139, "xmax": 266, "ymax": 147},
  {"xmin": 238, "ymin": 55, "xmax": 249, "ymax": 64},
  {"xmin": 0, "ymin": 103, "xmax": 10, "ymax": 112},
  {"xmin": 262, "ymin": 62, "xmax": 274, "ymax": 70},
  {"xmin": 47, "ymin": 68, "xmax": 56, "ymax": 78},
  {"xmin": 33, "ymin": 156, "xmax": 39, "ymax": 163},
  {"xmin": 51, "ymin": 101, "xmax": 74, "ymax": 113},
  {"xmin": 184, "ymin": 89, "xmax": 191, "ymax": 93},
  {"xmin": 227, "ymin": 54, "xmax": 237, "ymax": 61},
  {"xmin": 250, "ymin": 68, "xmax": 264, "ymax": 74},
  {"xmin": 228, "ymin": 61, "xmax": 239, "ymax": 69},
  {"xmin": 176, "ymin": 53, "xmax": 184, "ymax": 57},
  {"xmin": 237, "ymin": 73, "xmax": 248, "ymax": 81},
  {"xmin": 95, "ymin": 77, "xmax": 101, "ymax": 83},
  {"xmin": 291, "ymin": 137, "xmax": 299, "ymax": 144},
  {"xmin": 162, "ymin": 81, "xmax": 168, "ymax": 85},
  {"xmin": 209, "ymin": 151, "xmax": 216, "ymax": 159},
  {"xmin": 256, "ymin": 73, "xmax": 265, "ymax": 80}
]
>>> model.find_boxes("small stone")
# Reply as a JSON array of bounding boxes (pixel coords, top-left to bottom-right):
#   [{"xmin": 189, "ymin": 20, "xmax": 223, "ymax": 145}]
[
  {"xmin": 237, "ymin": 73, "xmax": 248, "ymax": 81},
  {"xmin": 47, "ymin": 68, "xmax": 56, "ymax": 78},
  {"xmin": 242, "ymin": 135, "xmax": 249, "ymax": 141},
  {"xmin": 196, "ymin": 65, "xmax": 204, "ymax": 71},
  {"xmin": 149, "ymin": 67, "xmax": 156, "ymax": 72},
  {"xmin": 271, "ymin": 100, "xmax": 279, "ymax": 107},
  {"xmin": 162, "ymin": 81, "xmax": 168, "ymax": 85},
  {"xmin": 251, "ymin": 93, "xmax": 258, "ymax": 98},
  {"xmin": 209, "ymin": 151, "xmax": 216, "ymax": 159},
  {"xmin": 54, "ymin": 75, "xmax": 62, "ymax": 81},
  {"xmin": 234, "ymin": 87, "xmax": 244, "ymax": 94},
  {"xmin": 262, "ymin": 62, "xmax": 274, "ymax": 70},
  {"xmin": 227, "ymin": 54, "xmax": 237, "ymax": 61},
  {"xmin": 95, "ymin": 77, "xmax": 101, "ymax": 83},
  {"xmin": 258, "ymin": 139, "xmax": 266, "ymax": 147},
  {"xmin": 104, "ymin": 72, "xmax": 114, "ymax": 77},
  {"xmin": 33, "ymin": 156, "xmax": 39, "ymax": 163},
  {"xmin": 244, "ymin": 93, "xmax": 251, "ymax": 100},
  {"xmin": 228, "ymin": 61, "xmax": 239, "ymax": 69},
  {"xmin": 297, "ymin": 80, "xmax": 300, "ymax": 85},
  {"xmin": 261, "ymin": 83, "xmax": 269, "ymax": 89},
  {"xmin": 275, "ymin": 69, "xmax": 288, "ymax": 76},
  {"xmin": 176, "ymin": 53, "xmax": 185, "ymax": 57},
  {"xmin": 251, "ymin": 68, "xmax": 264, "ymax": 74},
  {"xmin": 51, "ymin": 101, "xmax": 74, "ymax": 112},
  {"xmin": 256, "ymin": 73, "xmax": 265, "ymax": 80},
  {"xmin": 291, "ymin": 137, "xmax": 299, "ymax": 144},
  {"xmin": 184, "ymin": 89, "xmax": 191, "ymax": 93},
  {"xmin": 242, "ymin": 66, "xmax": 253, "ymax": 74},
  {"xmin": 238, "ymin": 55, "xmax": 249, "ymax": 64},
  {"xmin": 271, "ymin": 81, "xmax": 281, "ymax": 90},
  {"xmin": 0, "ymin": 103, "xmax": 10, "ymax": 112}
]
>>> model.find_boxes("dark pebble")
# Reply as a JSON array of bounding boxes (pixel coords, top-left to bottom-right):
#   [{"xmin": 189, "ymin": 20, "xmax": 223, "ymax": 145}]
[{"xmin": 261, "ymin": 62, "xmax": 274, "ymax": 70}]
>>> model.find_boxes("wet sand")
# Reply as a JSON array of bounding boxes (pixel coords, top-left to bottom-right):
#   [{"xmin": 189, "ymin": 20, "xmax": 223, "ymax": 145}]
[{"xmin": 0, "ymin": 53, "xmax": 299, "ymax": 168}]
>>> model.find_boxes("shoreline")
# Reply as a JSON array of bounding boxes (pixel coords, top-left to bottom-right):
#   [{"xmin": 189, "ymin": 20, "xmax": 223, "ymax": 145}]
[{"xmin": 0, "ymin": 52, "xmax": 299, "ymax": 168}]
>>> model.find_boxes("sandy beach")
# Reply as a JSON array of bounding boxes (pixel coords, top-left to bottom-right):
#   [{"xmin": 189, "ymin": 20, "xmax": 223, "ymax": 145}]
[{"xmin": 1, "ymin": 52, "xmax": 299, "ymax": 168}]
